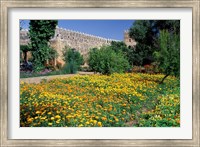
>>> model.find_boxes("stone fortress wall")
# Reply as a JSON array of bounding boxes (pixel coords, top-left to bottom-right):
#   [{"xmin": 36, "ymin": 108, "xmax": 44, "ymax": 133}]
[{"xmin": 20, "ymin": 27, "xmax": 136, "ymax": 65}]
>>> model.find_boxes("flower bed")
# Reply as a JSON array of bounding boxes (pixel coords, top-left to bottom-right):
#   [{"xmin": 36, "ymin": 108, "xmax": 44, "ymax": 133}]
[{"xmin": 20, "ymin": 73, "xmax": 180, "ymax": 127}]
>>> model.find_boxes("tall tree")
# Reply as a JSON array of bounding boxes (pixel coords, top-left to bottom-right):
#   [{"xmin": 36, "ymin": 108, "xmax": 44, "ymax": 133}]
[
  {"xmin": 154, "ymin": 20, "xmax": 180, "ymax": 35},
  {"xmin": 129, "ymin": 20, "xmax": 156, "ymax": 65},
  {"xmin": 154, "ymin": 30, "xmax": 180, "ymax": 83},
  {"xmin": 129, "ymin": 20, "xmax": 180, "ymax": 66},
  {"xmin": 29, "ymin": 20, "xmax": 58, "ymax": 71}
]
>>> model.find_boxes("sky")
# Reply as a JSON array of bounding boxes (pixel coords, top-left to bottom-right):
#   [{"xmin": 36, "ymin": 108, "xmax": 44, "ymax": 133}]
[{"xmin": 20, "ymin": 20, "xmax": 135, "ymax": 41}]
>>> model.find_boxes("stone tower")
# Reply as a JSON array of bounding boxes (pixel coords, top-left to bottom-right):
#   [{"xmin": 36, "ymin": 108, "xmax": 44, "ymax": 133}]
[{"xmin": 124, "ymin": 30, "xmax": 136, "ymax": 48}]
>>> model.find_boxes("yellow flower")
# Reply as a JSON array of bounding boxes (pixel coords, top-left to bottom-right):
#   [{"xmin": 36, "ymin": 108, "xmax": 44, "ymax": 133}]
[
  {"xmin": 66, "ymin": 115, "xmax": 72, "ymax": 119},
  {"xmin": 79, "ymin": 124, "xmax": 83, "ymax": 127},
  {"xmin": 20, "ymin": 73, "xmax": 180, "ymax": 127},
  {"xmin": 27, "ymin": 118, "xmax": 33, "ymax": 123},
  {"xmin": 48, "ymin": 123, "xmax": 52, "ymax": 126},
  {"xmin": 122, "ymin": 112, "xmax": 126, "ymax": 115},
  {"xmin": 97, "ymin": 122, "xmax": 102, "ymax": 127},
  {"xmin": 55, "ymin": 115, "xmax": 61, "ymax": 119},
  {"xmin": 93, "ymin": 120, "xmax": 97, "ymax": 124},
  {"xmin": 115, "ymin": 118, "xmax": 119, "ymax": 122},
  {"xmin": 36, "ymin": 111, "xmax": 41, "ymax": 114},
  {"xmin": 41, "ymin": 116, "xmax": 46, "ymax": 120}
]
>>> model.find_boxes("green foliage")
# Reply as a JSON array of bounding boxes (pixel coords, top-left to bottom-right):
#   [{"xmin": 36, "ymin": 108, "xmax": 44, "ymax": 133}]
[
  {"xmin": 31, "ymin": 45, "xmax": 55, "ymax": 71},
  {"xmin": 48, "ymin": 47, "xmax": 58, "ymax": 60},
  {"xmin": 62, "ymin": 47, "xmax": 84, "ymax": 66},
  {"xmin": 20, "ymin": 50, "xmax": 23, "ymax": 63},
  {"xmin": 129, "ymin": 20, "xmax": 156, "ymax": 65},
  {"xmin": 129, "ymin": 20, "xmax": 180, "ymax": 66},
  {"xmin": 62, "ymin": 47, "xmax": 83, "ymax": 73},
  {"xmin": 88, "ymin": 46, "xmax": 130, "ymax": 75},
  {"xmin": 20, "ymin": 45, "xmax": 30, "ymax": 52},
  {"xmin": 154, "ymin": 20, "xmax": 180, "ymax": 35},
  {"xmin": 110, "ymin": 41, "xmax": 129, "ymax": 53},
  {"xmin": 131, "ymin": 44, "xmax": 148, "ymax": 66},
  {"xmin": 62, "ymin": 61, "xmax": 78, "ymax": 74},
  {"xmin": 109, "ymin": 41, "xmax": 135, "ymax": 66},
  {"xmin": 153, "ymin": 30, "xmax": 180, "ymax": 83},
  {"xmin": 29, "ymin": 20, "xmax": 58, "ymax": 71}
]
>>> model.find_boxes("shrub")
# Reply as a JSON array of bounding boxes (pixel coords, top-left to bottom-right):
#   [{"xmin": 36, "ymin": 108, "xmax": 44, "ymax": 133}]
[
  {"xmin": 61, "ymin": 61, "xmax": 78, "ymax": 74},
  {"xmin": 62, "ymin": 47, "xmax": 84, "ymax": 71},
  {"xmin": 88, "ymin": 46, "xmax": 130, "ymax": 75}
]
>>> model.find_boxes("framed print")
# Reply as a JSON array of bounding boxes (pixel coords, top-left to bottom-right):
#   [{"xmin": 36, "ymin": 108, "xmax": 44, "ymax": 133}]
[{"xmin": 1, "ymin": 0, "xmax": 199, "ymax": 146}]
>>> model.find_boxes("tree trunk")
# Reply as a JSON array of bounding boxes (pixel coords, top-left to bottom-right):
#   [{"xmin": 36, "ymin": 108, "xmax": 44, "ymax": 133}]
[
  {"xmin": 54, "ymin": 58, "xmax": 57, "ymax": 66},
  {"xmin": 23, "ymin": 51, "xmax": 28, "ymax": 63},
  {"xmin": 160, "ymin": 74, "xmax": 170, "ymax": 84}
]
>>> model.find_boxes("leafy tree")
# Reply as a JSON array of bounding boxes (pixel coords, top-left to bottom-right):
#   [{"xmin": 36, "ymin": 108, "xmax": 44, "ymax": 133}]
[
  {"xmin": 129, "ymin": 20, "xmax": 180, "ymax": 66},
  {"xmin": 153, "ymin": 30, "xmax": 180, "ymax": 83},
  {"xmin": 29, "ymin": 20, "xmax": 58, "ymax": 71},
  {"xmin": 109, "ymin": 41, "xmax": 135, "ymax": 66},
  {"xmin": 129, "ymin": 20, "xmax": 156, "ymax": 65},
  {"xmin": 88, "ymin": 46, "xmax": 130, "ymax": 75},
  {"xmin": 62, "ymin": 47, "xmax": 84, "ymax": 73},
  {"xmin": 154, "ymin": 20, "xmax": 180, "ymax": 35},
  {"xmin": 109, "ymin": 41, "xmax": 128, "ymax": 53}
]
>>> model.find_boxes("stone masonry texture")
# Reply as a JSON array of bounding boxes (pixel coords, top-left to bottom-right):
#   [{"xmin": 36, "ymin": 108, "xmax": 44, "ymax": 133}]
[{"xmin": 20, "ymin": 27, "xmax": 136, "ymax": 65}]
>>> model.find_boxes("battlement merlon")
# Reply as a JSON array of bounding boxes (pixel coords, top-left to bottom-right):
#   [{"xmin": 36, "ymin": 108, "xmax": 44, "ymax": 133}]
[
  {"xmin": 20, "ymin": 27, "xmax": 121, "ymax": 44},
  {"xmin": 54, "ymin": 27, "xmax": 120, "ymax": 42},
  {"xmin": 20, "ymin": 27, "xmax": 136, "ymax": 66}
]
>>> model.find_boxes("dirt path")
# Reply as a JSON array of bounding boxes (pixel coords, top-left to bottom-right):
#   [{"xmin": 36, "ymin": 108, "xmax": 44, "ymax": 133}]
[{"xmin": 20, "ymin": 72, "xmax": 95, "ymax": 84}]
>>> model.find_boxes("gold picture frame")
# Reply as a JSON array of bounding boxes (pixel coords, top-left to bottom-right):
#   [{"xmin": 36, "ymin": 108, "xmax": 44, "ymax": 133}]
[{"xmin": 1, "ymin": 0, "xmax": 199, "ymax": 146}]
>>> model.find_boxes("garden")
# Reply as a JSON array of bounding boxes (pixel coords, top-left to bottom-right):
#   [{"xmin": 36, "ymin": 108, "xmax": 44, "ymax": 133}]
[
  {"xmin": 20, "ymin": 20, "xmax": 180, "ymax": 127},
  {"xmin": 20, "ymin": 73, "xmax": 180, "ymax": 127}
]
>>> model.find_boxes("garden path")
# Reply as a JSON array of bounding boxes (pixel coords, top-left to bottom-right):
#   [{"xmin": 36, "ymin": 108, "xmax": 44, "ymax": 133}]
[{"xmin": 20, "ymin": 72, "xmax": 95, "ymax": 84}]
